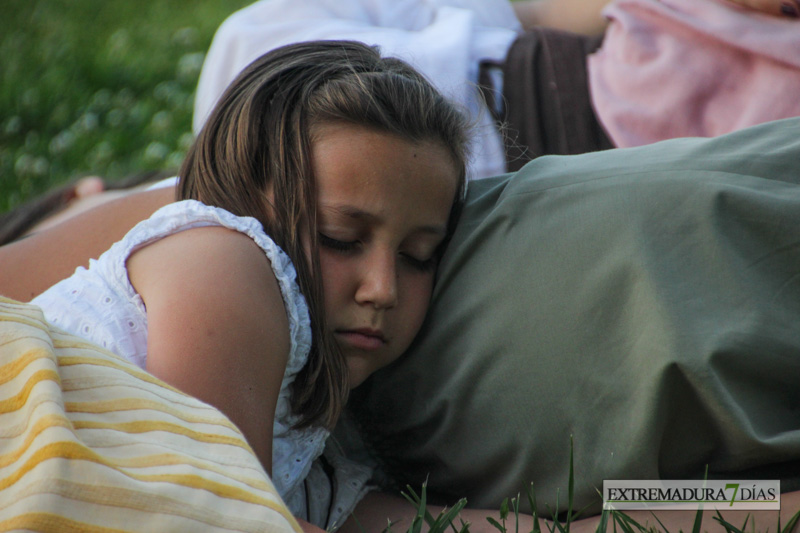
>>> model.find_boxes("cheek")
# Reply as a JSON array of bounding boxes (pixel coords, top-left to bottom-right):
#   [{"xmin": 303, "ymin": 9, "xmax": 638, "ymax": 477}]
[
  {"xmin": 396, "ymin": 274, "xmax": 435, "ymax": 343},
  {"xmin": 317, "ymin": 252, "xmax": 348, "ymax": 308}
]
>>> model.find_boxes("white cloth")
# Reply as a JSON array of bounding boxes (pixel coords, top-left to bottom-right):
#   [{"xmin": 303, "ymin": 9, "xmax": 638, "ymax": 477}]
[
  {"xmin": 193, "ymin": 0, "xmax": 521, "ymax": 180},
  {"xmin": 30, "ymin": 200, "xmax": 359, "ymax": 525}
]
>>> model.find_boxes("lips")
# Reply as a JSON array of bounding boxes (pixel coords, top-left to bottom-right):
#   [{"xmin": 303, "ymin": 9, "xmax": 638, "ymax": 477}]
[{"xmin": 335, "ymin": 328, "xmax": 386, "ymax": 351}]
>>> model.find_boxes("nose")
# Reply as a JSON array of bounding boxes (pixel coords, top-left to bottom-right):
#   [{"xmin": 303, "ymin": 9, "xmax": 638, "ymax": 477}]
[{"xmin": 355, "ymin": 250, "xmax": 398, "ymax": 309}]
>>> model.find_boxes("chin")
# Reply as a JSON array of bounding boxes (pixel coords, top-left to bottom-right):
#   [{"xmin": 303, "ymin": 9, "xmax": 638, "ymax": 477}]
[
  {"xmin": 346, "ymin": 370, "xmax": 365, "ymax": 390},
  {"xmin": 347, "ymin": 365, "xmax": 378, "ymax": 390}
]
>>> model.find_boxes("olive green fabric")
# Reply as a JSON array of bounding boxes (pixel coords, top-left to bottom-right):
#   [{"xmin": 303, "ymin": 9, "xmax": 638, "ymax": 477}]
[{"xmin": 348, "ymin": 118, "xmax": 800, "ymax": 516}]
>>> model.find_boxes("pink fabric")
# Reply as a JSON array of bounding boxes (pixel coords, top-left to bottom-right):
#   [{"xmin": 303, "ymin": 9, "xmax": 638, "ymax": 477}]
[{"xmin": 587, "ymin": 0, "xmax": 800, "ymax": 148}]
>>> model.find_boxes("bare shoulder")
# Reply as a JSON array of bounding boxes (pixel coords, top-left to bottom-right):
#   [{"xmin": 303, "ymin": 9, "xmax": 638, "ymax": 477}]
[
  {"xmin": 129, "ymin": 224, "xmax": 269, "ymax": 273},
  {"xmin": 127, "ymin": 225, "xmax": 291, "ymax": 471},
  {"xmin": 127, "ymin": 225, "xmax": 285, "ymax": 315},
  {"xmin": 127, "ymin": 224, "xmax": 291, "ymax": 353}
]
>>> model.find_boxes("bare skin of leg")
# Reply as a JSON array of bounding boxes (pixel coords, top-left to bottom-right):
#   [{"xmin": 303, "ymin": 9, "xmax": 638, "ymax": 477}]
[
  {"xmin": 23, "ymin": 176, "xmax": 149, "ymax": 235},
  {"xmin": 511, "ymin": 0, "xmax": 612, "ymax": 36},
  {"xmin": 726, "ymin": 0, "xmax": 800, "ymax": 16},
  {"xmin": 511, "ymin": 0, "xmax": 796, "ymax": 38},
  {"xmin": 0, "ymin": 186, "xmax": 174, "ymax": 302}
]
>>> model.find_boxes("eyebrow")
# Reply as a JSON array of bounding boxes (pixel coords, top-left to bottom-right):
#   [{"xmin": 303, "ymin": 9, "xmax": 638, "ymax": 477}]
[{"xmin": 320, "ymin": 204, "xmax": 448, "ymax": 236}]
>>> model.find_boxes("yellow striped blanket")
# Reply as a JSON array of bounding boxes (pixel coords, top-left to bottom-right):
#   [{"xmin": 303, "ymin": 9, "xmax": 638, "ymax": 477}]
[{"xmin": 0, "ymin": 296, "xmax": 300, "ymax": 532}]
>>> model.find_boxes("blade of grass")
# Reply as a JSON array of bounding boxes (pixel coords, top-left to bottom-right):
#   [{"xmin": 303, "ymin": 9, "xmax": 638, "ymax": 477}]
[
  {"xmin": 711, "ymin": 509, "xmax": 750, "ymax": 533},
  {"xmin": 512, "ymin": 495, "xmax": 520, "ymax": 533},
  {"xmin": 609, "ymin": 510, "xmax": 647, "ymax": 533},
  {"xmin": 348, "ymin": 512, "xmax": 366, "ymax": 533},
  {"xmin": 566, "ymin": 436, "xmax": 574, "ymax": 531},
  {"xmin": 427, "ymin": 498, "xmax": 468, "ymax": 533},
  {"xmin": 500, "ymin": 498, "xmax": 510, "ymax": 532},
  {"xmin": 402, "ymin": 483, "xmax": 436, "ymax": 530},
  {"xmin": 526, "ymin": 483, "xmax": 543, "ymax": 533},
  {"xmin": 690, "ymin": 466, "xmax": 711, "ymax": 533},
  {"xmin": 401, "ymin": 483, "xmax": 429, "ymax": 533},
  {"xmin": 647, "ymin": 509, "xmax": 672, "ymax": 533},
  {"xmin": 546, "ymin": 485, "xmax": 565, "ymax": 533},
  {"xmin": 595, "ymin": 507, "xmax": 611, "ymax": 533},
  {"xmin": 487, "ymin": 516, "xmax": 505, "ymax": 532}
]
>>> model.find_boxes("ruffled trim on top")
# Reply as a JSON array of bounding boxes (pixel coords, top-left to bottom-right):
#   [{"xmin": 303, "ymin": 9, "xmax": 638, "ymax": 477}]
[
  {"xmin": 92, "ymin": 200, "xmax": 325, "ymax": 500},
  {"xmin": 98, "ymin": 199, "xmax": 312, "ymax": 376}
]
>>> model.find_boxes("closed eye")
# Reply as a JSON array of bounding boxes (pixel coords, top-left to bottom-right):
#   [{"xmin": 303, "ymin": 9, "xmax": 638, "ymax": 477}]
[
  {"xmin": 320, "ymin": 232, "xmax": 440, "ymax": 272},
  {"xmin": 401, "ymin": 252, "xmax": 439, "ymax": 273},
  {"xmin": 319, "ymin": 233, "xmax": 358, "ymax": 253}
]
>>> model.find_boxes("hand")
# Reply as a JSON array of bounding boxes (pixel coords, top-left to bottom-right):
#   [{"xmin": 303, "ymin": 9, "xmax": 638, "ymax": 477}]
[{"xmin": 725, "ymin": 0, "xmax": 800, "ymax": 17}]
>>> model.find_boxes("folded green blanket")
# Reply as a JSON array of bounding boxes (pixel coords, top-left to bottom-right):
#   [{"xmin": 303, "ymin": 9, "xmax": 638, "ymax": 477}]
[{"xmin": 348, "ymin": 118, "xmax": 800, "ymax": 516}]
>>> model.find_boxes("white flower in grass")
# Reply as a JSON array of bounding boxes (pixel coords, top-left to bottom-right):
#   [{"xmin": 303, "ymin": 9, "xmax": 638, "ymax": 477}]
[
  {"xmin": 3, "ymin": 116, "xmax": 21, "ymax": 136},
  {"xmin": 14, "ymin": 154, "xmax": 33, "ymax": 176},
  {"xmin": 128, "ymin": 102, "xmax": 151, "ymax": 126},
  {"xmin": 177, "ymin": 52, "xmax": 205, "ymax": 83},
  {"xmin": 107, "ymin": 29, "xmax": 131, "ymax": 60},
  {"xmin": 24, "ymin": 132, "xmax": 39, "ymax": 149},
  {"xmin": 144, "ymin": 141, "xmax": 169, "ymax": 163},
  {"xmin": 106, "ymin": 108, "xmax": 125, "ymax": 128},
  {"xmin": 14, "ymin": 154, "xmax": 48, "ymax": 177},
  {"xmin": 114, "ymin": 88, "xmax": 135, "ymax": 109},
  {"xmin": 31, "ymin": 157, "xmax": 49, "ymax": 176},
  {"xmin": 21, "ymin": 89, "xmax": 39, "ymax": 109},
  {"xmin": 166, "ymin": 151, "xmax": 185, "ymax": 170},
  {"xmin": 49, "ymin": 130, "xmax": 77, "ymax": 155},
  {"xmin": 90, "ymin": 89, "xmax": 112, "ymax": 111},
  {"xmin": 88, "ymin": 141, "xmax": 114, "ymax": 167},
  {"xmin": 150, "ymin": 110, "xmax": 173, "ymax": 133},
  {"xmin": 178, "ymin": 132, "xmax": 194, "ymax": 151},
  {"xmin": 154, "ymin": 81, "xmax": 180, "ymax": 103},
  {"xmin": 172, "ymin": 27, "xmax": 199, "ymax": 49},
  {"xmin": 73, "ymin": 112, "xmax": 99, "ymax": 134}
]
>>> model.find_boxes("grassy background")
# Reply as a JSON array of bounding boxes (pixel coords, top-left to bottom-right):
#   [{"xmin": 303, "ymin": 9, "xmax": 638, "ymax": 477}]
[{"xmin": 0, "ymin": 0, "xmax": 252, "ymax": 213}]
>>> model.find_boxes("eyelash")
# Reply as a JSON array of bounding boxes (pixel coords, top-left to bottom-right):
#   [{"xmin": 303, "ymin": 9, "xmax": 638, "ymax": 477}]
[
  {"xmin": 318, "ymin": 233, "xmax": 357, "ymax": 253},
  {"xmin": 318, "ymin": 233, "xmax": 439, "ymax": 273}
]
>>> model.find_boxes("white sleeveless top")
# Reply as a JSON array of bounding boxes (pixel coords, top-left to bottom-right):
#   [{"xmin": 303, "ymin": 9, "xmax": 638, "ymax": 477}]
[{"xmin": 31, "ymin": 200, "xmax": 331, "ymax": 518}]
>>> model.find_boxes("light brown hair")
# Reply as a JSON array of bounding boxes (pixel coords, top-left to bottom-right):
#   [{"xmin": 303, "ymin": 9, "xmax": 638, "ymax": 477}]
[{"xmin": 178, "ymin": 40, "xmax": 470, "ymax": 428}]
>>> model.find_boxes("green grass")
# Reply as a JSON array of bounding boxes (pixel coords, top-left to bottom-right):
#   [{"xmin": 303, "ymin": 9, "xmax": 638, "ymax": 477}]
[
  {"xmin": 400, "ymin": 478, "xmax": 800, "ymax": 533},
  {"xmin": 0, "ymin": 0, "xmax": 252, "ymax": 213},
  {"xmin": 394, "ymin": 443, "xmax": 800, "ymax": 533}
]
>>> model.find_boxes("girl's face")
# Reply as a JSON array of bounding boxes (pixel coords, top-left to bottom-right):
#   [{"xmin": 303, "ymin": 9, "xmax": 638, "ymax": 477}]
[{"xmin": 311, "ymin": 122, "xmax": 459, "ymax": 389}]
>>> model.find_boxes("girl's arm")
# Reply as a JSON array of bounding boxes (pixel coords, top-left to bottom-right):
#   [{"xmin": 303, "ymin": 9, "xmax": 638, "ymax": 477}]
[
  {"xmin": 0, "ymin": 187, "xmax": 173, "ymax": 302},
  {"xmin": 127, "ymin": 225, "xmax": 290, "ymax": 473}
]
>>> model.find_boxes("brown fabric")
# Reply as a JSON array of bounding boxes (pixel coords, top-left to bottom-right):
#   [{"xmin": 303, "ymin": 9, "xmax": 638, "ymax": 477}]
[{"xmin": 489, "ymin": 28, "xmax": 613, "ymax": 172}]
